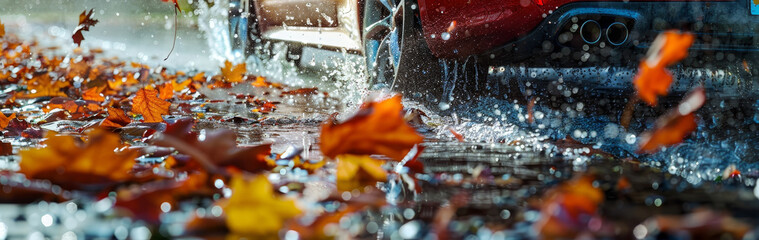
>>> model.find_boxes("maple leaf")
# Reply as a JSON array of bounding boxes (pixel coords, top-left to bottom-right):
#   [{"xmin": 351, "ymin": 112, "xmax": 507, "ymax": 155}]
[
  {"xmin": 158, "ymin": 82, "xmax": 174, "ymax": 100},
  {"xmin": 0, "ymin": 112, "xmax": 16, "ymax": 129},
  {"xmin": 100, "ymin": 107, "xmax": 132, "ymax": 129},
  {"xmin": 633, "ymin": 31, "xmax": 694, "ymax": 106},
  {"xmin": 221, "ymin": 60, "xmax": 246, "ymax": 83},
  {"xmin": 132, "ymin": 88, "xmax": 171, "ymax": 123},
  {"xmin": 21, "ymin": 73, "xmax": 70, "ymax": 98},
  {"xmin": 320, "ymin": 95, "xmax": 424, "ymax": 160},
  {"xmin": 638, "ymin": 87, "xmax": 705, "ymax": 153},
  {"xmin": 336, "ymin": 154, "xmax": 387, "ymax": 191},
  {"xmin": 149, "ymin": 118, "xmax": 275, "ymax": 174},
  {"xmin": 82, "ymin": 87, "xmax": 105, "ymax": 102},
  {"xmin": 220, "ymin": 174, "xmax": 301, "ymax": 237},
  {"xmin": 18, "ymin": 129, "xmax": 138, "ymax": 190},
  {"xmin": 72, "ymin": 9, "xmax": 99, "ymax": 46}
]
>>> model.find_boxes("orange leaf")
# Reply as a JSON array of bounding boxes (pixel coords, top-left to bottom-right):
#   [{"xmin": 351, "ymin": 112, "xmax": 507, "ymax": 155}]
[
  {"xmin": 320, "ymin": 95, "xmax": 424, "ymax": 160},
  {"xmin": 638, "ymin": 87, "xmax": 705, "ymax": 153},
  {"xmin": 21, "ymin": 73, "xmax": 70, "ymax": 98},
  {"xmin": 72, "ymin": 9, "xmax": 99, "ymax": 46},
  {"xmin": 44, "ymin": 97, "xmax": 102, "ymax": 118},
  {"xmin": 18, "ymin": 129, "xmax": 138, "ymax": 190},
  {"xmin": 221, "ymin": 60, "xmax": 246, "ymax": 83},
  {"xmin": 633, "ymin": 31, "xmax": 694, "ymax": 106},
  {"xmin": 0, "ymin": 112, "xmax": 16, "ymax": 129},
  {"xmin": 158, "ymin": 82, "xmax": 174, "ymax": 100},
  {"xmin": 535, "ymin": 174, "xmax": 603, "ymax": 239},
  {"xmin": 82, "ymin": 87, "xmax": 105, "ymax": 102},
  {"xmin": 172, "ymin": 79, "xmax": 192, "ymax": 92},
  {"xmin": 100, "ymin": 107, "xmax": 132, "ymax": 129},
  {"xmin": 132, "ymin": 88, "xmax": 171, "ymax": 123},
  {"xmin": 0, "ymin": 18, "xmax": 5, "ymax": 38}
]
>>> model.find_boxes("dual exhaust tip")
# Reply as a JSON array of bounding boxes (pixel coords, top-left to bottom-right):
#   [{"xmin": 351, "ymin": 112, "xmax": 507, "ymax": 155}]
[{"xmin": 580, "ymin": 20, "xmax": 628, "ymax": 46}]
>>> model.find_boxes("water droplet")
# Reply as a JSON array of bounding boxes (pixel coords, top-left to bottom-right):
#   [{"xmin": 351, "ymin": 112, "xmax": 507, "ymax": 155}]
[{"xmin": 441, "ymin": 32, "xmax": 451, "ymax": 40}]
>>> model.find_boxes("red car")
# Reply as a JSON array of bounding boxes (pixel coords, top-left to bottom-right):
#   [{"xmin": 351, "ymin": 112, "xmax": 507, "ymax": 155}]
[{"xmin": 229, "ymin": 0, "xmax": 759, "ymax": 96}]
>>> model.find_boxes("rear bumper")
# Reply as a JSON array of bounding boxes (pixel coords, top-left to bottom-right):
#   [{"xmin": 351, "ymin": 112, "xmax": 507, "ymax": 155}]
[{"xmin": 481, "ymin": 0, "xmax": 759, "ymax": 66}]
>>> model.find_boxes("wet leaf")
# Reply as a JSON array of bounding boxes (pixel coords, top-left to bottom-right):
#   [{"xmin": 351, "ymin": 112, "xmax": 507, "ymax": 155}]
[
  {"xmin": 638, "ymin": 87, "xmax": 705, "ymax": 153},
  {"xmin": 72, "ymin": 9, "xmax": 99, "ymax": 46},
  {"xmin": 100, "ymin": 107, "xmax": 132, "ymax": 129},
  {"xmin": 115, "ymin": 172, "xmax": 215, "ymax": 224},
  {"xmin": 535, "ymin": 174, "xmax": 603, "ymax": 239},
  {"xmin": 132, "ymin": 88, "xmax": 171, "ymax": 123},
  {"xmin": 0, "ymin": 111, "xmax": 16, "ymax": 129},
  {"xmin": 18, "ymin": 129, "xmax": 138, "ymax": 190},
  {"xmin": 336, "ymin": 154, "xmax": 387, "ymax": 191},
  {"xmin": 158, "ymin": 82, "xmax": 174, "ymax": 100},
  {"xmin": 320, "ymin": 95, "xmax": 424, "ymax": 160},
  {"xmin": 633, "ymin": 31, "xmax": 694, "ymax": 106},
  {"xmin": 20, "ymin": 73, "xmax": 70, "ymax": 98},
  {"xmin": 44, "ymin": 97, "xmax": 102, "ymax": 119},
  {"xmin": 220, "ymin": 174, "xmax": 301, "ymax": 237},
  {"xmin": 0, "ymin": 18, "xmax": 5, "ymax": 38},
  {"xmin": 150, "ymin": 118, "xmax": 275, "ymax": 174},
  {"xmin": 82, "ymin": 86, "xmax": 105, "ymax": 102},
  {"xmin": 640, "ymin": 209, "xmax": 751, "ymax": 239},
  {"xmin": 221, "ymin": 60, "xmax": 246, "ymax": 83}
]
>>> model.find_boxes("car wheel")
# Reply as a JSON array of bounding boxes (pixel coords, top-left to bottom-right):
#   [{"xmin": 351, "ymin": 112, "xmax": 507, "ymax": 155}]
[{"xmin": 363, "ymin": 0, "xmax": 441, "ymax": 93}]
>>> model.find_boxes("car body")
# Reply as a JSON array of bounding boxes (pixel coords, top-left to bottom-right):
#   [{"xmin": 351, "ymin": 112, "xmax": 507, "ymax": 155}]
[{"xmin": 228, "ymin": 0, "xmax": 759, "ymax": 92}]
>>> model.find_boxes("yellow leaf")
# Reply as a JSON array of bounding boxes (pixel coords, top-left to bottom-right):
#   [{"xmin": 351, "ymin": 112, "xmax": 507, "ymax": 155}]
[
  {"xmin": 336, "ymin": 154, "xmax": 387, "ymax": 191},
  {"xmin": 222, "ymin": 174, "xmax": 301, "ymax": 237},
  {"xmin": 221, "ymin": 60, "xmax": 246, "ymax": 83}
]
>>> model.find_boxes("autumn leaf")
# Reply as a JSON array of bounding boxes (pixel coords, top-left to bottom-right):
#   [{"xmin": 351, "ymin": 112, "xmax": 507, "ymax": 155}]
[
  {"xmin": 534, "ymin": 174, "xmax": 603, "ymax": 239},
  {"xmin": 149, "ymin": 118, "xmax": 275, "ymax": 174},
  {"xmin": 320, "ymin": 95, "xmax": 424, "ymax": 160},
  {"xmin": 633, "ymin": 31, "xmax": 694, "ymax": 106},
  {"xmin": 132, "ymin": 88, "xmax": 171, "ymax": 123},
  {"xmin": 18, "ymin": 129, "xmax": 138, "ymax": 190},
  {"xmin": 0, "ymin": 18, "xmax": 5, "ymax": 38},
  {"xmin": 336, "ymin": 154, "xmax": 387, "ymax": 191},
  {"xmin": 82, "ymin": 87, "xmax": 105, "ymax": 102},
  {"xmin": 158, "ymin": 82, "xmax": 174, "ymax": 100},
  {"xmin": 0, "ymin": 112, "xmax": 16, "ymax": 129},
  {"xmin": 221, "ymin": 60, "xmax": 246, "ymax": 83},
  {"xmin": 21, "ymin": 73, "xmax": 70, "ymax": 98},
  {"xmin": 115, "ymin": 172, "xmax": 216, "ymax": 224},
  {"xmin": 44, "ymin": 97, "xmax": 102, "ymax": 119},
  {"xmin": 220, "ymin": 174, "xmax": 301, "ymax": 237},
  {"xmin": 100, "ymin": 107, "xmax": 132, "ymax": 129},
  {"xmin": 72, "ymin": 9, "xmax": 99, "ymax": 46},
  {"xmin": 638, "ymin": 87, "xmax": 705, "ymax": 153}
]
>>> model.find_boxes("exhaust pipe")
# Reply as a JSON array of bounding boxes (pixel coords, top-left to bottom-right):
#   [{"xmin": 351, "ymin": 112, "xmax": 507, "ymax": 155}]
[
  {"xmin": 606, "ymin": 22, "xmax": 629, "ymax": 46},
  {"xmin": 580, "ymin": 20, "xmax": 601, "ymax": 44}
]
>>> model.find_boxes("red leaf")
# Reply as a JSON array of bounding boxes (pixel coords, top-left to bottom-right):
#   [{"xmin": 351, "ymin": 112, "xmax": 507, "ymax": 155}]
[
  {"xmin": 633, "ymin": 31, "xmax": 694, "ymax": 106},
  {"xmin": 72, "ymin": 9, "xmax": 99, "ymax": 46}
]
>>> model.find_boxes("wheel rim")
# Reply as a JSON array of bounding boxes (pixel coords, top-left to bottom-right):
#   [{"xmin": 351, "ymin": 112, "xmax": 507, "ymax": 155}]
[{"xmin": 364, "ymin": 0, "xmax": 406, "ymax": 90}]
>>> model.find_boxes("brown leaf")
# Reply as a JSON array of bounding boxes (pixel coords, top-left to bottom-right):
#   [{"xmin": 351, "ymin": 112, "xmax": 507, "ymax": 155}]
[
  {"xmin": 132, "ymin": 88, "xmax": 171, "ymax": 123},
  {"xmin": 100, "ymin": 107, "xmax": 132, "ymax": 129},
  {"xmin": 72, "ymin": 9, "xmax": 99, "ymax": 46},
  {"xmin": 0, "ymin": 111, "xmax": 16, "ymax": 129},
  {"xmin": 320, "ymin": 95, "xmax": 424, "ymax": 160},
  {"xmin": 44, "ymin": 97, "xmax": 102, "ymax": 119},
  {"xmin": 0, "ymin": 18, "xmax": 5, "ymax": 38},
  {"xmin": 18, "ymin": 129, "xmax": 138, "ymax": 190}
]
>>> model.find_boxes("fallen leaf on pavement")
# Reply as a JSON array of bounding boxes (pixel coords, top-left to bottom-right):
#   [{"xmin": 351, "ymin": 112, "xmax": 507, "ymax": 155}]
[
  {"xmin": 220, "ymin": 174, "xmax": 301, "ymax": 237},
  {"xmin": 221, "ymin": 60, "xmax": 246, "ymax": 83},
  {"xmin": 132, "ymin": 88, "xmax": 171, "ymax": 123},
  {"xmin": 320, "ymin": 95, "xmax": 424, "ymax": 160},
  {"xmin": 336, "ymin": 154, "xmax": 387, "ymax": 191},
  {"xmin": 100, "ymin": 107, "xmax": 132, "ymax": 129},
  {"xmin": 18, "ymin": 129, "xmax": 138, "ymax": 190},
  {"xmin": 534, "ymin": 174, "xmax": 603, "ymax": 239},
  {"xmin": 0, "ymin": 112, "xmax": 16, "ymax": 129}
]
